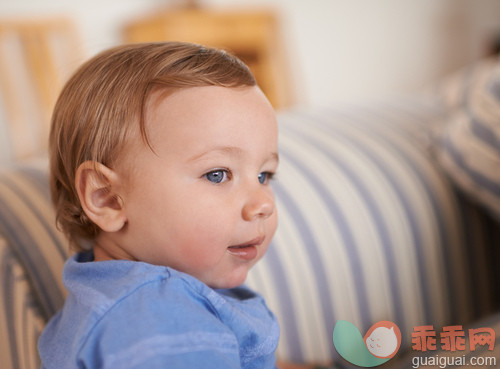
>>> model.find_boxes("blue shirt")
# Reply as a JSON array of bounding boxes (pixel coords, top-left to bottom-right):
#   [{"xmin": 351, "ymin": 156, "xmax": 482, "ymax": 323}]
[{"xmin": 38, "ymin": 253, "xmax": 279, "ymax": 369}]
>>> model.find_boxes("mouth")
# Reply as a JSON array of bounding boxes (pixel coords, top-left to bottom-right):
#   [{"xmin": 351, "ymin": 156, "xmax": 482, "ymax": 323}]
[{"xmin": 227, "ymin": 236, "xmax": 265, "ymax": 261}]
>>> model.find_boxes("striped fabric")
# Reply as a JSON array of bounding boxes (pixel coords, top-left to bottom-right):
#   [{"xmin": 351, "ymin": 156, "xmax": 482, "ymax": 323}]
[
  {"xmin": 0, "ymin": 237, "xmax": 45, "ymax": 369},
  {"xmin": 0, "ymin": 162, "xmax": 70, "ymax": 369},
  {"xmin": 0, "ymin": 161, "xmax": 70, "ymax": 320},
  {"xmin": 246, "ymin": 98, "xmax": 500, "ymax": 363},
  {"xmin": 437, "ymin": 57, "xmax": 499, "ymax": 110},
  {"xmin": 436, "ymin": 57, "xmax": 500, "ymax": 220},
  {"xmin": 0, "ymin": 98, "xmax": 499, "ymax": 367}
]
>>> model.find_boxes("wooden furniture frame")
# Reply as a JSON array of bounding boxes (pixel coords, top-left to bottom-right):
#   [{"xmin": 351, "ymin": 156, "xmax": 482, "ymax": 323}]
[
  {"xmin": 124, "ymin": 7, "xmax": 293, "ymax": 108},
  {"xmin": 0, "ymin": 17, "xmax": 82, "ymax": 160}
]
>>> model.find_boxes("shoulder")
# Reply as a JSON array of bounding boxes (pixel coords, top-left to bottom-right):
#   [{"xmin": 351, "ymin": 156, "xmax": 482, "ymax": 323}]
[
  {"xmin": 72, "ymin": 260, "xmax": 242, "ymax": 367},
  {"xmin": 41, "ymin": 256, "xmax": 278, "ymax": 368},
  {"xmin": 65, "ymin": 257, "xmax": 229, "ymax": 327}
]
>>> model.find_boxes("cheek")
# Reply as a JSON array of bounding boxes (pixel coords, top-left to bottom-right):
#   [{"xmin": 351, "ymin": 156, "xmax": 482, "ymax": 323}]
[
  {"xmin": 170, "ymin": 221, "xmax": 230, "ymax": 273},
  {"xmin": 170, "ymin": 206, "xmax": 233, "ymax": 252},
  {"xmin": 176, "ymin": 217, "xmax": 226, "ymax": 246}
]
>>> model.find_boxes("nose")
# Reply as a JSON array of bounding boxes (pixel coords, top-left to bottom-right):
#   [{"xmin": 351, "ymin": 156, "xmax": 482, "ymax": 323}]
[{"xmin": 242, "ymin": 187, "xmax": 275, "ymax": 221}]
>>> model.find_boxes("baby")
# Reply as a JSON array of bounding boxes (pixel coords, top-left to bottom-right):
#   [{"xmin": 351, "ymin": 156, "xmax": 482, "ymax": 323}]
[{"xmin": 38, "ymin": 42, "xmax": 281, "ymax": 368}]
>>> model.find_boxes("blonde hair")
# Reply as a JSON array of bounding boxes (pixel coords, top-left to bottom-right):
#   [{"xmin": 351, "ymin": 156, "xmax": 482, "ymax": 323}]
[{"xmin": 50, "ymin": 42, "xmax": 256, "ymax": 251}]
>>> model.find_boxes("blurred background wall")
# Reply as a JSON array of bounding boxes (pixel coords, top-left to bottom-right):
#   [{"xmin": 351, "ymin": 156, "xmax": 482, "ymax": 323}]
[{"xmin": 1, "ymin": 0, "xmax": 500, "ymax": 107}]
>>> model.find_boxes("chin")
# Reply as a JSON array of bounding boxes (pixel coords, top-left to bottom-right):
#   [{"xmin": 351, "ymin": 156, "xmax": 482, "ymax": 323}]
[{"xmin": 208, "ymin": 271, "xmax": 249, "ymax": 290}]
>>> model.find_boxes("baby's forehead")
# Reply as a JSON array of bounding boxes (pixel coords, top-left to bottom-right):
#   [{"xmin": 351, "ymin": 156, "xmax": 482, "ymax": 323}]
[
  {"xmin": 119, "ymin": 87, "xmax": 202, "ymax": 155},
  {"xmin": 141, "ymin": 86, "xmax": 207, "ymax": 127},
  {"xmin": 132, "ymin": 85, "xmax": 274, "ymax": 149},
  {"xmin": 143, "ymin": 85, "xmax": 263, "ymax": 126}
]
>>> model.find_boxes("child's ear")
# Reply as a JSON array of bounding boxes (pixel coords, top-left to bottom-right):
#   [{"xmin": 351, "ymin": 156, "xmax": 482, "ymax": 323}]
[{"xmin": 75, "ymin": 161, "xmax": 127, "ymax": 233}]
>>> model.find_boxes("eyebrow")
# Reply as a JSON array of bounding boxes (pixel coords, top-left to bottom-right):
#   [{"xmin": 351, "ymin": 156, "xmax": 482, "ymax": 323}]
[
  {"xmin": 188, "ymin": 146, "xmax": 243, "ymax": 162},
  {"xmin": 188, "ymin": 146, "xmax": 279, "ymax": 163}
]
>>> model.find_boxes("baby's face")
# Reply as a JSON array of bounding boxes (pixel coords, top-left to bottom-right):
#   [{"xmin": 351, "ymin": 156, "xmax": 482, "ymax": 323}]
[{"xmin": 114, "ymin": 86, "xmax": 278, "ymax": 289}]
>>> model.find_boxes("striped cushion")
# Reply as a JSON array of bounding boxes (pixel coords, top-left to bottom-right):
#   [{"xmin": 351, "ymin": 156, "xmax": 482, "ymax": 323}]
[
  {"xmin": 0, "ymin": 161, "xmax": 70, "ymax": 321},
  {"xmin": 436, "ymin": 57, "xmax": 500, "ymax": 220},
  {"xmin": 0, "ymin": 162, "xmax": 70, "ymax": 369},
  {"xmin": 0, "ymin": 99, "xmax": 499, "ymax": 367},
  {"xmin": 247, "ymin": 99, "xmax": 500, "ymax": 363},
  {"xmin": 0, "ymin": 237, "xmax": 45, "ymax": 369},
  {"xmin": 437, "ymin": 57, "xmax": 498, "ymax": 110}
]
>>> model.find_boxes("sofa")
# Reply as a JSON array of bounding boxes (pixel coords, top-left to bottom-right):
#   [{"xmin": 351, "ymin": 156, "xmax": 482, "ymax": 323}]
[{"xmin": 1, "ymin": 57, "xmax": 499, "ymax": 369}]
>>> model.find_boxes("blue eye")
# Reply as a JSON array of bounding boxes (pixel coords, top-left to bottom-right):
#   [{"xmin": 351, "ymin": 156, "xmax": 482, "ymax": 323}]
[
  {"xmin": 258, "ymin": 172, "xmax": 274, "ymax": 184},
  {"xmin": 204, "ymin": 169, "xmax": 229, "ymax": 184}
]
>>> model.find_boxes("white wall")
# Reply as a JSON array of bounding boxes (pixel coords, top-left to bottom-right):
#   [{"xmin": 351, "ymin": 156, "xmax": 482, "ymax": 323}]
[{"xmin": 1, "ymin": 0, "xmax": 500, "ymax": 107}]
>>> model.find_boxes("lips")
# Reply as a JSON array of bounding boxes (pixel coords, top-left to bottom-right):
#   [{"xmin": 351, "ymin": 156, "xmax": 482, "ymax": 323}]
[{"xmin": 227, "ymin": 236, "xmax": 264, "ymax": 261}]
